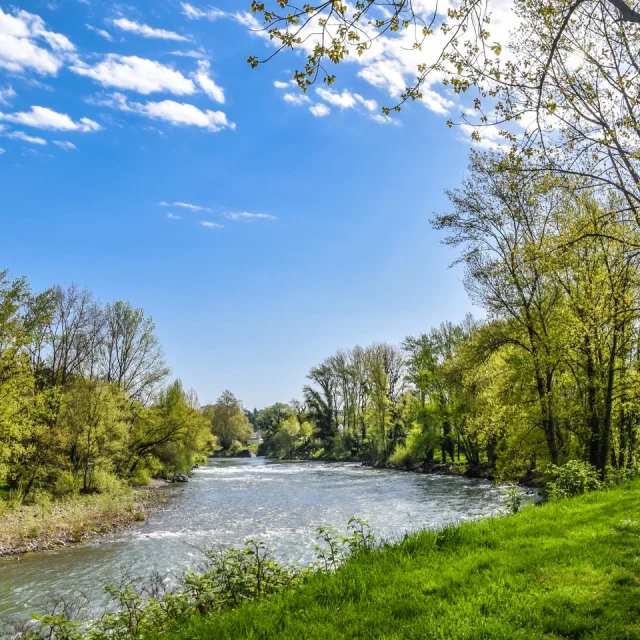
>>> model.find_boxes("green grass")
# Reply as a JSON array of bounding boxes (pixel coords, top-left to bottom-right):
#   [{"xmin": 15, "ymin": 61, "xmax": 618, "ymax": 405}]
[
  {"xmin": 164, "ymin": 482, "xmax": 640, "ymax": 640},
  {"xmin": 0, "ymin": 490, "xmax": 148, "ymax": 556}
]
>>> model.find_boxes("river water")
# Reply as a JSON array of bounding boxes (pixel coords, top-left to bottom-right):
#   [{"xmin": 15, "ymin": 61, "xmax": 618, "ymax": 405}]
[{"xmin": 0, "ymin": 458, "xmax": 510, "ymax": 621}]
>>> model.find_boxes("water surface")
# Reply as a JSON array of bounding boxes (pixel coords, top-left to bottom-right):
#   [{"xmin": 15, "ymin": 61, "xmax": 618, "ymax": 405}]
[{"xmin": 0, "ymin": 458, "xmax": 509, "ymax": 619}]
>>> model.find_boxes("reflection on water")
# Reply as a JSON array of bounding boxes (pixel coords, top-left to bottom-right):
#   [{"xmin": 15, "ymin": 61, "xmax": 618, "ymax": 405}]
[{"xmin": 0, "ymin": 458, "xmax": 509, "ymax": 618}]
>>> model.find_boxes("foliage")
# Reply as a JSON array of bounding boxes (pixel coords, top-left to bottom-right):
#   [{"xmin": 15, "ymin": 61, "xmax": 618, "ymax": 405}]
[
  {"xmin": 19, "ymin": 519, "xmax": 377, "ymax": 639},
  {"xmin": 141, "ymin": 482, "xmax": 640, "ymax": 640},
  {"xmin": 205, "ymin": 391, "xmax": 253, "ymax": 451},
  {"xmin": 546, "ymin": 461, "xmax": 603, "ymax": 501},
  {"xmin": 502, "ymin": 486, "xmax": 523, "ymax": 515},
  {"xmin": 0, "ymin": 275, "xmax": 215, "ymax": 507}
]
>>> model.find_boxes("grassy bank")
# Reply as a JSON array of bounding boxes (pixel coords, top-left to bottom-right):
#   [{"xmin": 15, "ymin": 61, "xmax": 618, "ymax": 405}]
[
  {"xmin": 164, "ymin": 481, "xmax": 640, "ymax": 640},
  {"xmin": 0, "ymin": 489, "xmax": 155, "ymax": 556}
]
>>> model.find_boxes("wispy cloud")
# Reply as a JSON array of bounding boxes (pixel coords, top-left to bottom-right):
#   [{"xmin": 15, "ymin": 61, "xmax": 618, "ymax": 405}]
[
  {"xmin": 86, "ymin": 24, "xmax": 113, "ymax": 41},
  {"xmin": 53, "ymin": 140, "xmax": 76, "ymax": 150},
  {"xmin": 371, "ymin": 114, "xmax": 400, "ymax": 126},
  {"xmin": 166, "ymin": 212, "xmax": 183, "ymax": 220},
  {"xmin": 181, "ymin": 3, "xmax": 263, "ymax": 32},
  {"xmin": 5, "ymin": 130, "xmax": 47, "ymax": 145},
  {"xmin": 159, "ymin": 201, "xmax": 212, "ymax": 212},
  {"xmin": 201, "ymin": 220, "xmax": 223, "ymax": 228},
  {"xmin": 113, "ymin": 18, "xmax": 191, "ymax": 42},
  {"xmin": 315, "ymin": 88, "xmax": 378, "ymax": 112},
  {"xmin": 71, "ymin": 55, "xmax": 196, "ymax": 96},
  {"xmin": 0, "ymin": 8, "xmax": 74, "ymax": 76},
  {"xmin": 283, "ymin": 93, "xmax": 310, "ymax": 106},
  {"xmin": 0, "ymin": 106, "xmax": 100, "ymax": 131},
  {"xmin": 169, "ymin": 49, "xmax": 208, "ymax": 59},
  {"xmin": 181, "ymin": 3, "xmax": 227, "ymax": 21},
  {"xmin": 309, "ymin": 103, "xmax": 330, "ymax": 118},
  {"xmin": 193, "ymin": 60, "xmax": 224, "ymax": 103},
  {"xmin": 222, "ymin": 212, "xmax": 277, "ymax": 221},
  {"xmin": 101, "ymin": 93, "xmax": 234, "ymax": 132},
  {"xmin": 0, "ymin": 87, "xmax": 16, "ymax": 106}
]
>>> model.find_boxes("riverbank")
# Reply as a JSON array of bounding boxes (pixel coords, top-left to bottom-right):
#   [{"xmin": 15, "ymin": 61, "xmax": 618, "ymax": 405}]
[
  {"xmin": 363, "ymin": 459, "xmax": 497, "ymax": 480},
  {"xmin": 163, "ymin": 480, "xmax": 640, "ymax": 640},
  {"xmin": 0, "ymin": 486, "xmax": 170, "ymax": 557}
]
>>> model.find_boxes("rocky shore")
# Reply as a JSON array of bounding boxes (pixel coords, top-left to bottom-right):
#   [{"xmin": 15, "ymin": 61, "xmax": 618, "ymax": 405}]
[
  {"xmin": 362, "ymin": 460, "xmax": 540, "ymax": 487},
  {"xmin": 363, "ymin": 460, "xmax": 495, "ymax": 479},
  {"xmin": 0, "ymin": 485, "xmax": 172, "ymax": 558}
]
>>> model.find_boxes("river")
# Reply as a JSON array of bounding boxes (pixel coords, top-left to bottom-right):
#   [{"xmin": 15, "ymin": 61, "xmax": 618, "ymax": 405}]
[{"xmin": 0, "ymin": 458, "xmax": 511, "ymax": 623}]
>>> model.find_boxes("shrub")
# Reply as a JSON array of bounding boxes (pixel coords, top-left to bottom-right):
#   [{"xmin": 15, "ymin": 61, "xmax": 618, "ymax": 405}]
[
  {"xmin": 20, "ymin": 519, "xmax": 377, "ymax": 639},
  {"xmin": 546, "ymin": 460, "xmax": 602, "ymax": 501},
  {"xmin": 389, "ymin": 445, "xmax": 415, "ymax": 469},
  {"xmin": 502, "ymin": 485, "xmax": 523, "ymax": 514},
  {"xmin": 129, "ymin": 467, "xmax": 153, "ymax": 487},
  {"xmin": 92, "ymin": 470, "xmax": 126, "ymax": 496},
  {"xmin": 53, "ymin": 472, "xmax": 79, "ymax": 498}
]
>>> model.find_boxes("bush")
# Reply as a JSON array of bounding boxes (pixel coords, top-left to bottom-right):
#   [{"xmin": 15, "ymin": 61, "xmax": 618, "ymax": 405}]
[
  {"xmin": 546, "ymin": 460, "xmax": 602, "ymax": 501},
  {"xmin": 19, "ymin": 519, "xmax": 377, "ymax": 640},
  {"xmin": 129, "ymin": 467, "xmax": 153, "ymax": 487},
  {"xmin": 603, "ymin": 464, "xmax": 640, "ymax": 487},
  {"xmin": 92, "ymin": 470, "xmax": 126, "ymax": 495},
  {"xmin": 389, "ymin": 445, "xmax": 415, "ymax": 468},
  {"xmin": 502, "ymin": 486, "xmax": 523, "ymax": 514},
  {"xmin": 52, "ymin": 471, "xmax": 79, "ymax": 498}
]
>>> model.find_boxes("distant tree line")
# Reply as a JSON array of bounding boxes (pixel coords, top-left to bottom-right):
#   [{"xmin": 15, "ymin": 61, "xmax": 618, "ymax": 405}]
[{"xmin": 253, "ymin": 155, "xmax": 640, "ymax": 481}]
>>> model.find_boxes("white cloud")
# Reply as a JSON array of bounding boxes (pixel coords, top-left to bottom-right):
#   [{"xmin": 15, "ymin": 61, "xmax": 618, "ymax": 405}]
[
  {"xmin": 201, "ymin": 220, "xmax": 223, "ymax": 228},
  {"xmin": 0, "ymin": 87, "xmax": 16, "ymax": 105},
  {"xmin": 53, "ymin": 140, "xmax": 76, "ymax": 150},
  {"xmin": 113, "ymin": 18, "xmax": 190, "ymax": 42},
  {"xmin": 169, "ymin": 49, "xmax": 208, "ymax": 59},
  {"xmin": 316, "ymin": 87, "xmax": 357, "ymax": 109},
  {"xmin": 273, "ymin": 80, "xmax": 292, "ymax": 89},
  {"xmin": 283, "ymin": 92, "xmax": 310, "ymax": 106},
  {"xmin": 0, "ymin": 106, "xmax": 101, "ymax": 131},
  {"xmin": 86, "ymin": 24, "xmax": 113, "ymax": 41},
  {"xmin": 166, "ymin": 212, "xmax": 183, "ymax": 220},
  {"xmin": 0, "ymin": 148, "xmax": 4, "ymax": 154},
  {"xmin": 355, "ymin": 95, "xmax": 377, "ymax": 112},
  {"xmin": 458, "ymin": 123, "xmax": 510, "ymax": 151},
  {"xmin": 14, "ymin": 10, "xmax": 74, "ymax": 52},
  {"xmin": 316, "ymin": 87, "xmax": 378, "ymax": 112},
  {"xmin": 181, "ymin": 3, "xmax": 264, "ymax": 33},
  {"xmin": 181, "ymin": 3, "xmax": 227, "ymax": 21},
  {"xmin": 135, "ymin": 99, "xmax": 233, "ymax": 131},
  {"xmin": 222, "ymin": 212, "xmax": 276, "ymax": 221},
  {"xmin": 71, "ymin": 55, "xmax": 196, "ymax": 95},
  {"xmin": 371, "ymin": 113, "xmax": 400, "ymax": 125},
  {"xmin": 235, "ymin": 2, "xmax": 520, "ymax": 119},
  {"xmin": 193, "ymin": 60, "xmax": 224, "ymax": 103},
  {"xmin": 309, "ymin": 103, "xmax": 330, "ymax": 117},
  {"xmin": 5, "ymin": 130, "xmax": 47, "ymax": 144},
  {"xmin": 0, "ymin": 8, "xmax": 72, "ymax": 75},
  {"xmin": 159, "ymin": 201, "xmax": 211, "ymax": 212}
]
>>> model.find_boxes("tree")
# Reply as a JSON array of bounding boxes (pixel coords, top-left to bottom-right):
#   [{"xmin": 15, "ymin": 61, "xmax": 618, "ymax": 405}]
[
  {"xmin": 207, "ymin": 391, "xmax": 253, "ymax": 450},
  {"xmin": 46, "ymin": 285, "xmax": 104, "ymax": 387},
  {"xmin": 255, "ymin": 402, "xmax": 293, "ymax": 437},
  {"xmin": 0, "ymin": 271, "xmax": 38, "ymax": 484},
  {"xmin": 434, "ymin": 152, "xmax": 568, "ymax": 464},
  {"xmin": 304, "ymin": 361, "xmax": 338, "ymax": 445},
  {"xmin": 60, "ymin": 380, "xmax": 128, "ymax": 492},
  {"xmin": 102, "ymin": 301, "xmax": 169, "ymax": 403},
  {"xmin": 248, "ymin": 0, "xmax": 640, "ymax": 236}
]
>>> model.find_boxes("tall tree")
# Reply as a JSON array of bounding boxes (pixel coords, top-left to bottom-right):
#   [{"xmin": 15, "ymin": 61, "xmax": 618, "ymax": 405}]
[{"xmin": 102, "ymin": 301, "xmax": 169, "ymax": 403}]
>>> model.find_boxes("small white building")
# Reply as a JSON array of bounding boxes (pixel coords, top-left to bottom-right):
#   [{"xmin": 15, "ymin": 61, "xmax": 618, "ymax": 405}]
[{"xmin": 247, "ymin": 431, "xmax": 263, "ymax": 445}]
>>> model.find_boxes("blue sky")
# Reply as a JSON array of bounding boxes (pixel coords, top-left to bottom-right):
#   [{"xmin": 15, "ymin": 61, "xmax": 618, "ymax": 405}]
[{"xmin": 0, "ymin": 0, "xmax": 482, "ymax": 408}]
